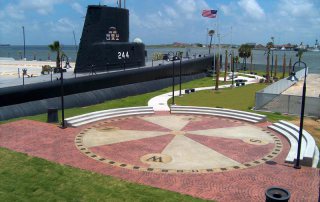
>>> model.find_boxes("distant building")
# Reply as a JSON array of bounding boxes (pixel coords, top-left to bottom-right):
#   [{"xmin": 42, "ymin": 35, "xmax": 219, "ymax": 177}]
[
  {"xmin": 255, "ymin": 44, "xmax": 265, "ymax": 49},
  {"xmin": 173, "ymin": 42, "xmax": 188, "ymax": 47},
  {"xmin": 245, "ymin": 43, "xmax": 256, "ymax": 48}
]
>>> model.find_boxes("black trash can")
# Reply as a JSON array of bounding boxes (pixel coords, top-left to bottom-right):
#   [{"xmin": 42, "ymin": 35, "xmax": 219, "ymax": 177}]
[
  {"xmin": 185, "ymin": 89, "xmax": 190, "ymax": 94},
  {"xmin": 47, "ymin": 108, "xmax": 59, "ymax": 123},
  {"xmin": 265, "ymin": 187, "xmax": 290, "ymax": 202},
  {"xmin": 190, "ymin": 88, "xmax": 195, "ymax": 93}
]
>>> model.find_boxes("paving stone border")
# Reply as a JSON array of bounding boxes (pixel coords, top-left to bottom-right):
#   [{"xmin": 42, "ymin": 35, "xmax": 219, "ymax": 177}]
[{"xmin": 75, "ymin": 114, "xmax": 283, "ymax": 174}]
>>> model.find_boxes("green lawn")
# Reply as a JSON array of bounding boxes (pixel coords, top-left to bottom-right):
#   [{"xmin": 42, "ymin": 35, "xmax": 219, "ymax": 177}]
[
  {"xmin": 0, "ymin": 76, "xmax": 299, "ymax": 201},
  {"xmin": 172, "ymin": 83, "xmax": 296, "ymax": 122},
  {"xmin": 0, "ymin": 76, "xmax": 227, "ymax": 201},
  {"xmin": 0, "ymin": 147, "xmax": 209, "ymax": 202},
  {"xmin": 1, "ymin": 77, "xmax": 229, "ymax": 124}
]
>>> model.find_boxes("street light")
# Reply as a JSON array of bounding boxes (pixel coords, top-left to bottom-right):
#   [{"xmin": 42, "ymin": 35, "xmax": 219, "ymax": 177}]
[
  {"xmin": 60, "ymin": 54, "xmax": 67, "ymax": 129},
  {"xmin": 178, "ymin": 53, "xmax": 182, "ymax": 96},
  {"xmin": 287, "ymin": 60, "xmax": 307, "ymax": 169},
  {"xmin": 271, "ymin": 37, "xmax": 275, "ymax": 77},
  {"xmin": 229, "ymin": 52, "xmax": 234, "ymax": 87},
  {"xmin": 168, "ymin": 51, "xmax": 178, "ymax": 105}
]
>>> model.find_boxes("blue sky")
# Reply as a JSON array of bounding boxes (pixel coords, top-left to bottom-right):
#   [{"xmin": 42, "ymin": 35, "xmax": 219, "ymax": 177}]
[{"xmin": 0, "ymin": 0, "xmax": 319, "ymax": 46}]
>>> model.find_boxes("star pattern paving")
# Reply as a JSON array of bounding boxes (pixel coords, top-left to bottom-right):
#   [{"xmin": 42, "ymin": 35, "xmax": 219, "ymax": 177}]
[{"xmin": 75, "ymin": 115, "xmax": 282, "ymax": 173}]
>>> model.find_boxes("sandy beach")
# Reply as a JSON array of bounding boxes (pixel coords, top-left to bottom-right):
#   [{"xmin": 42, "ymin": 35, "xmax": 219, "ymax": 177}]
[{"xmin": 0, "ymin": 59, "xmax": 75, "ymax": 78}]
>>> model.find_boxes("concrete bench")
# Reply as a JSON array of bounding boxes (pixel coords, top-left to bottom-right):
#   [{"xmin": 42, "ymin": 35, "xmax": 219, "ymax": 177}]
[
  {"xmin": 65, "ymin": 106, "xmax": 154, "ymax": 127},
  {"xmin": 170, "ymin": 106, "xmax": 266, "ymax": 123},
  {"xmin": 268, "ymin": 120, "xmax": 319, "ymax": 167}
]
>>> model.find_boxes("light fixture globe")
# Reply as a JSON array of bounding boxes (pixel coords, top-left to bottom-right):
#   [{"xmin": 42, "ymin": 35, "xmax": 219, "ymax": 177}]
[{"xmin": 133, "ymin": 38, "xmax": 143, "ymax": 43}]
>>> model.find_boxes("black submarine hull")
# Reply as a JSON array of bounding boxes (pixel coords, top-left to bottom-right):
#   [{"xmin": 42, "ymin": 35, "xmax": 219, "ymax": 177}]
[
  {"xmin": 0, "ymin": 57, "xmax": 212, "ymax": 107},
  {"xmin": 0, "ymin": 4, "xmax": 214, "ymax": 120},
  {"xmin": 75, "ymin": 5, "xmax": 146, "ymax": 73}
]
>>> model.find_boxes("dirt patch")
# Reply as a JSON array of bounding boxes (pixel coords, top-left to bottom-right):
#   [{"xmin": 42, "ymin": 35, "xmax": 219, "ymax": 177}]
[{"xmin": 289, "ymin": 118, "xmax": 320, "ymax": 147}]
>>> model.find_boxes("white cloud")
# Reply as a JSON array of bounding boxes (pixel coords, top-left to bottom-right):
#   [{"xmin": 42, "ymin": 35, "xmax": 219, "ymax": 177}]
[
  {"xmin": 175, "ymin": 0, "xmax": 209, "ymax": 19},
  {"xmin": 238, "ymin": 0, "xmax": 265, "ymax": 19},
  {"xmin": 71, "ymin": 2, "xmax": 85, "ymax": 15},
  {"xmin": 164, "ymin": 5, "xmax": 178, "ymax": 19},
  {"xmin": 278, "ymin": 0, "xmax": 316, "ymax": 17},
  {"xmin": 176, "ymin": 0, "xmax": 197, "ymax": 13},
  {"xmin": 18, "ymin": 0, "xmax": 65, "ymax": 15},
  {"xmin": 220, "ymin": 4, "xmax": 231, "ymax": 16},
  {"xmin": 49, "ymin": 18, "xmax": 77, "ymax": 33},
  {"xmin": 5, "ymin": 4, "xmax": 25, "ymax": 20}
]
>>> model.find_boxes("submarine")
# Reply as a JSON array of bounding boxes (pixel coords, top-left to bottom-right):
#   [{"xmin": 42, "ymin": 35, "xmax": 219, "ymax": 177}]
[
  {"xmin": 75, "ymin": 4, "xmax": 146, "ymax": 73},
  {"xmin": 0, "ymin": 2, "xmax": 213, "ymax": 121}
]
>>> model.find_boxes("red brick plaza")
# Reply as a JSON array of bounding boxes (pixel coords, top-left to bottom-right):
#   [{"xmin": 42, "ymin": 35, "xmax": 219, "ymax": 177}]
[{"xmin": 0, "ymin": 113, "xmax": 319, "ymax": 201}]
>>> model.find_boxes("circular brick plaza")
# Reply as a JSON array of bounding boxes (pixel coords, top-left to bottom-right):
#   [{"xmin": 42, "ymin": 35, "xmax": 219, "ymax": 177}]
[
  {"xmin": 75, "ymin": 114, "xmax": 283, "ymax": 173},
  {"xmin": 0, "ymin": 112, "xmax": 318, "ymax": 201}
]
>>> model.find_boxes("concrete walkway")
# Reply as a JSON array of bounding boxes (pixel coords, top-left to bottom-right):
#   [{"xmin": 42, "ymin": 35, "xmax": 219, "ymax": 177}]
[{"xmin": 148, "ymin": 75, "xmax": 261, "ymax": 111}]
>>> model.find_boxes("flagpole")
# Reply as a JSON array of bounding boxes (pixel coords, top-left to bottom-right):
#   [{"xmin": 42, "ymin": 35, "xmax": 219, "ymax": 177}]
[
  {"xmin": 206, "ymin": 27, "xmax": 209, "ymax": 47},
  {"xmin": 217, "ymin": 11, "xmax": 221, "ymax": 69}
]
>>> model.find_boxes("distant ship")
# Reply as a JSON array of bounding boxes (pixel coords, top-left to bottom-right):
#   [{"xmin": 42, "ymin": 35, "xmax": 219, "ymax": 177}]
[
  {"xmin": 294, "ymin": 42, "xmax": 307, "ymax": 52},
  {"xmin": 0, "ymin": 44, "xmax": 10, "ymax": 46},
  {"xmin": 307, "ymin": 39, "xmax": 320, "ymax": 52}
]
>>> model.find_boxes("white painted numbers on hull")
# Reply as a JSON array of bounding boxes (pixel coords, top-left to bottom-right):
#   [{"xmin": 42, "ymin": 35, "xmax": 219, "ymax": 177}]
[{"xmin": 118, "ymin": 51, "xmax": 130, "ymax": 60}]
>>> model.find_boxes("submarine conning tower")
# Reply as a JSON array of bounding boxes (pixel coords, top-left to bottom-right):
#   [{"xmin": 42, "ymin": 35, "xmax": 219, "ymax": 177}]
[{"xmin": 75, "ymin": 5, "xmax": 146, "ymax": 73}]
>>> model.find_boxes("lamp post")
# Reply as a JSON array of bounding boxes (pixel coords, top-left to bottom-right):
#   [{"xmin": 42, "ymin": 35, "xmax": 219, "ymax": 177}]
[
  {"xmin": 179, "ymin": 55, "xmax": 182, "ymax": 96},
  {"xmin": 22, "ymin": 26, "xmax": 26, "ymax": 59},
  {"xmin": 230, "ymin": 52, "xmax": 234, "ymax": 87},
  {"xmin": 60, "ymin": 54, "xmax": 67, "ymax": 129},
  {"xmin": 168, "ymin": 51, "xmax": 177, "ymax": 105},
  {"xmin": 287, "ymin": 60, "xmax": 307, "ymax": 169}
]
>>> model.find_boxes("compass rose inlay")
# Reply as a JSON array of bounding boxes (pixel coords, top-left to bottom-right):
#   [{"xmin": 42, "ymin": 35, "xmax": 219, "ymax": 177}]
[{"xmin": 75, "ymin": 114, "xmax": 282, "ymax": 173}]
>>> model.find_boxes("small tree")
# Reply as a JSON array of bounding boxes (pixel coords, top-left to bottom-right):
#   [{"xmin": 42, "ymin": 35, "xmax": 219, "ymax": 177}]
[
  {"xmin": 234, "ymin": 55, "xmax": 240, "ymax": 70},
  {"xmin": 288, "ymin": 57, "xmax": 292, "ymax": 76},
  {"xmin": 282, "ymin": 53, "xmax": 286, "ymax": 79},
  {"xmin": 208, "ymin": 30, "xmax": 215, "ymax": 54},
  {"xmin": 274, "ymin": 54, "xmax": 278, "ymax": 77},
  {"xmin": 265, "ymin": 42, "xmax": 273, "ymax": 82},
  {"xmin": 224, "ymin": 50, "xmax": 228, "ymax": 82},
  {"xmin": 238, "ymin": 44, "xmax": 252, "ymax": 71},
  {"xmin": 48, "ymin": 41, "xmax": 61, "ymax": 68},
  {"xmin": 250, "ymin": 53, "xmax": 253, "ymax": 73},
  {"xmin": 215, "ymin": 53, "xmax": 220, "ymax": 90}
]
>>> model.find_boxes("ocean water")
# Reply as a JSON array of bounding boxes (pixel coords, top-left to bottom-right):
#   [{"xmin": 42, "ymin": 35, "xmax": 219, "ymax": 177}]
[{"xmin": 1, "ymin": 45, "xmax": 319, "ymax": 73}]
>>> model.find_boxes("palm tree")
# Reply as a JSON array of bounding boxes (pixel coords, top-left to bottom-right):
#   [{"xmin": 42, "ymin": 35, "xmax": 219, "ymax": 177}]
[
  {"xmin": 224, "ymin": 50, "xmax": 228, "ymax": 82},
  {"xmin": 296, "ymin": 49, "xmax": 304, "ymax": 62},
  {"xmin": 271, "ymin": 36, "xmax": 275, "ymax": 44},
  {"xmin": 234, "ymin": 56, "xmax": 239, "ymax": 70},
  {"xmin": 274, "ymin": 54, "xmax": 278, "ymax": 78},
  {"xmin": 282, "ymin": 53, "xmax": 286, "ymax": 79},
  {"xmin": 208, "ymin": 30, "xmax": 215, "ymax": 54},
  {"xmin": 288, "ymin": 57, "xmax": 292, "ymax": 76},
  {"xmin": 48, "ymin": 41, "xmax": 61, "ymax": 68},
  {"xmin": 238, "ymin": 44, "xmax": 252, "ymax": 71},
  {"xmin": 265, "ymin": 42, "xmax": 273, "ymax": 82}
]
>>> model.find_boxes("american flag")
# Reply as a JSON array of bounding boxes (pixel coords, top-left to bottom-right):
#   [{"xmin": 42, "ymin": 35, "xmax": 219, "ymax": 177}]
[{"xmin": 202, "ymin": 10, "xmax": 217, "ymax": 18}]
